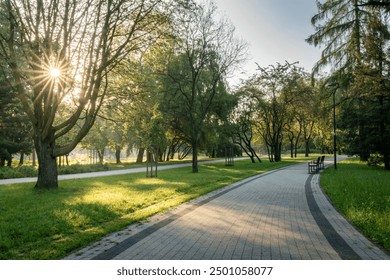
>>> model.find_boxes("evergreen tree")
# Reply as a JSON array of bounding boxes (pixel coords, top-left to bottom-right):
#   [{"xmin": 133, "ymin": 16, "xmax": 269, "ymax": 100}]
[{"xmin": 0, "ymin": 80, "xmax": 32, "ymax": 167}]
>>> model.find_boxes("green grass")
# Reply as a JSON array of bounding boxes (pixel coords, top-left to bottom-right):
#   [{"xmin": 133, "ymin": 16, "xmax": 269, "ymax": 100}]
[
  {"xmin": 0, "ymin": 157, "xmax": 310, "ymax": 260},
  {"xmin": 320, "ymin": 158, "xmax": 390, "ymax": 253}
]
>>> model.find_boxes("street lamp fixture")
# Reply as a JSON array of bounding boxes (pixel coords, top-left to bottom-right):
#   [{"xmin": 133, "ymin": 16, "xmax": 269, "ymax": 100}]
[{"xmin": 326, "ymin": 82, "xmax": 339, "ymax": 170}]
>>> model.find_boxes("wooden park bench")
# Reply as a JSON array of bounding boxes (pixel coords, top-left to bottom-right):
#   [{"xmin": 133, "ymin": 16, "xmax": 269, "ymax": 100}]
[{"xmin": 308, "ymin": 156, "xmax": 326, "ymax": 174}]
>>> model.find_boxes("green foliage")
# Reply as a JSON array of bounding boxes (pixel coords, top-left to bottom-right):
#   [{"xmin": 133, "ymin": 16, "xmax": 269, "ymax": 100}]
[
  {"xmin": 0, "ymin": 166, "xmax": 37, "ymax": 179},
  {"xmin": 367, "ymin": 153, "xmax": 384, "ymax": 167},
  {"xmin": 321, "ymin": 159, "xmax": 390, "ymax": 252},
  {"xmin": 308, "ymin": 1, "xmax": 390, "ymax": 169},
  {"xmin": 0, "ymin": 80, "xmax": 32, "ymax": 167},
  {"xmin": 58, "ymin": 164, "xmax": 110, "ymax": 175},
  {"xmin": 238, "ymin": 62, "xmax": 316, "ymax": 162},
  {"xmin": 306, "ymin": 0, "xmax": 368, "ymax": 74}
]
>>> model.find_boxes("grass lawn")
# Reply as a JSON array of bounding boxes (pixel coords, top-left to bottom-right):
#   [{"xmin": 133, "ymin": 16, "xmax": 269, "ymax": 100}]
[
  {"xmin": 0, "ymin": 157, "xmax": 309, "ymax": 260},
  {"xmin": 320, "ymin": 158, "xmax": 390, "ymax": 253}
]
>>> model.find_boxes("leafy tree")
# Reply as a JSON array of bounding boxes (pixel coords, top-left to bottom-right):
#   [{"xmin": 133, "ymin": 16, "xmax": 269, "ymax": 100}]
[
  {"xmin": 250, "ymin": 62, "xmax": 305, "ymax": 162},
  {"xmin": 80, "ymin": 118, "xmax": 110, "ymax": 165},
  {"xmin": 284, "ymin": 72, "xmax": 318, "ymax": 157},
  {"xmin": 159, "ymin": 1, "xmax": 246, "ymax": 172},
  {"xmin": 0, "ymin": 0, "xmax": 165, "ymax": 188},
  {"xmin": 228, "ymin": 87, "xmax": 262, "ymax": 163}
]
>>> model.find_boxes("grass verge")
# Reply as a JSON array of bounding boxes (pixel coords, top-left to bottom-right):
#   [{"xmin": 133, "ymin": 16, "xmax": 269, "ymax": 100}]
[
  {"xmin": 320, "ymin": 158, "xmax": 390, "ymax": 253},
  {"xmin": 0, "ymin": 157, "xmax": 309, "ymax": 260}
]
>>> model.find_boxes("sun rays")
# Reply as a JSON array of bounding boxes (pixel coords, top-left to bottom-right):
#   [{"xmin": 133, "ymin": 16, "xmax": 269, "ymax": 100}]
[{"xmin": 23, "ymin": 52, "xmax": 71, "ymax": 105}]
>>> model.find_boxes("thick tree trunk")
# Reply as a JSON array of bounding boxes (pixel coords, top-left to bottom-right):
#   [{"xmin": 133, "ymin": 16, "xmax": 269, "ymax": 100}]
[
  {"xmin": 274, "ymin": 142, "xmax": 282, "ymax": 162},
  {"xmin": 35, "ymin": 136, "xmax": 58, "ymax": 189},
  {"xmin": 136, "ymin": 147, "xmax": 145, "ymax": 164},
  {"xmin": 305, "ymin": 140, "xmax": 310, "ymax": 157}
]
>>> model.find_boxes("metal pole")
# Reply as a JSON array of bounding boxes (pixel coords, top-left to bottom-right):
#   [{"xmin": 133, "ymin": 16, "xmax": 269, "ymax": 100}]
[
  {"xmin": 333, "ymin": 87, "xmax": 337, "ymax": 170},
  {"xmin": 326, "ymin": 82, "xmax": 339, "ymax": 170}
]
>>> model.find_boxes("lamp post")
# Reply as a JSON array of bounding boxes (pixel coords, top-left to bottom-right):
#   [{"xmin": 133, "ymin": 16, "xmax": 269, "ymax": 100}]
[{"xmin": 326, "ymin": 82, "xmax": 339, "ymax": 170}]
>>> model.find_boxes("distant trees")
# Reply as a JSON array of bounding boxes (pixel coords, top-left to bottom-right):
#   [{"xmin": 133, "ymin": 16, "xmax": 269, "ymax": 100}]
[
  {"xmin": 235, "ymin": 62, "xmax": 316, "ymax": 162},
  {"xmin": 230, "ymin": 94, "xmax": 262, "ymax": 163}
]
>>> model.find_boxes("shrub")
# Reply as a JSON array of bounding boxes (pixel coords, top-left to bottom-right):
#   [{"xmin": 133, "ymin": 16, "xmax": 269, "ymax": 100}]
[
  {"xmin": 367, "ymin": 153, "xmax": 384, "ymax": 167},
  {"xmin": 58, "ymin": 163, "xmax": 111, "ymax": 175},
  {"xmin": 0, "ymin": 165, "xmax": 37, "ymax": 179}
]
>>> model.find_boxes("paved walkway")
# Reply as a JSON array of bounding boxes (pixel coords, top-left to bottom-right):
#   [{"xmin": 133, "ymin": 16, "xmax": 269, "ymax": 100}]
[
  {"xmin": 64, "ymin": 157, "xmax": 389, "ymax": 260},
  {"xmin": 0, "ymin": 158, "xmax": 235, "ymax": 185}
]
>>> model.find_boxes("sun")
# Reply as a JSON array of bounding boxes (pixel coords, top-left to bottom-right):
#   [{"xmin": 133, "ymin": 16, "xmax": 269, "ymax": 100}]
[{"xmin": 49, "ymin": 67, "xmax": 61, "ymax": 78}]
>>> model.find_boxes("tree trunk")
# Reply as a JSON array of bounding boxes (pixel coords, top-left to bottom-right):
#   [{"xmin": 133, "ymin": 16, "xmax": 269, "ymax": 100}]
[
  {"xmin": 97, "ymin": 149, "xmax": 104, "ymax": 164},
  {"xmin": 274, "ymin": 142, "xmax": 282, "ymax": 162},
  {"xmin": 305, "ymin": 140, "xmax": 310, "ymax": 157},
  {"xmin": 19, "ymin": 152, "xmax": 24, "ymax": 166},
  {"xmin": 379, "ymin": 96, "xmax": 390, "ymax": 170},
  {"xmin": 136, "ymin": 147, "xmax": 145, "ymax": 164},
  {"xmin": 192, "ymin": 141, "xmax": 198, "ymax": 173},
  {"xmin": 35, "ymin": 137, "xmax": 58, "ymax": 189},
  {"xmin": 32, "ymin": 148, "xmax": 36, "ymax": 167},
  {"xmin": 115, "ymin": 145, "xmax": 121, "ymax": 164}
]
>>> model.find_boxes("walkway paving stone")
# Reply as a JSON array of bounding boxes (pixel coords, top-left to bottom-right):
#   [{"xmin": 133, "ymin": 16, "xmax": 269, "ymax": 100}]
[{"xmin": 64, "ymin": 158, "xmax": 390, "ymax": 260}]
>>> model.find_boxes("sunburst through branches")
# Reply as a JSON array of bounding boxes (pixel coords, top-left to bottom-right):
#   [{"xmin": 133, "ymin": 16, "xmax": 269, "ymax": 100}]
[{"xmin": 26, "ymin": 53, "xmax": 71, "ymax": 104}]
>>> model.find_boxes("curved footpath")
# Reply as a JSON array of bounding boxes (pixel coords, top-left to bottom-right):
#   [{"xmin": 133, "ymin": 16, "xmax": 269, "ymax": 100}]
[{"xmin": 64, "ymin": 157, "xmax": 389, "ymax": 260}]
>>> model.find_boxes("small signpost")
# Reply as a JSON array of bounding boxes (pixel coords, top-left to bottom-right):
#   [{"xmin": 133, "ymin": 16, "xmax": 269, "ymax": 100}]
[{"xmin": 225, "ymin": 146, "xmax": 234, "ymax": 166}]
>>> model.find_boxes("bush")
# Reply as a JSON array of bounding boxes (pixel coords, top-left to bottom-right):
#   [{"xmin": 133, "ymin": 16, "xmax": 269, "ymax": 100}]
[
  {"xmin": 367, "ymin": 153, "xmax": 384, "ymax": 167},
  {"xmin": 58, "ymin": 163, "xmax": 111, "ymax": 175},
  {"xmin": 0, "ymin": 166, "xmax": 37, "ymax": 179},
  {"xmin": 0, "ymin": 163, "xmax": 110, "ymax": 179},
  {"xmin": 16, "ymin": 166, "xmax": 37, "ymax": 177}
]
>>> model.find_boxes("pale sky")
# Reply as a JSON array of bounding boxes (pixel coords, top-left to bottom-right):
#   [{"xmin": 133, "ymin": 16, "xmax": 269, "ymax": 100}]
[{"xmin": 212, "ymin": 0, "xmax": 322, "ymax": 86}]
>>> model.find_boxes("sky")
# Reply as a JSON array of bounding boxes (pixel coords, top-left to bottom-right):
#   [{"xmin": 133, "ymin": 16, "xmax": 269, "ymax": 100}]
[{"xmin": 211, "ymin": 0, "xmax": 322, "ymax": 86}]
